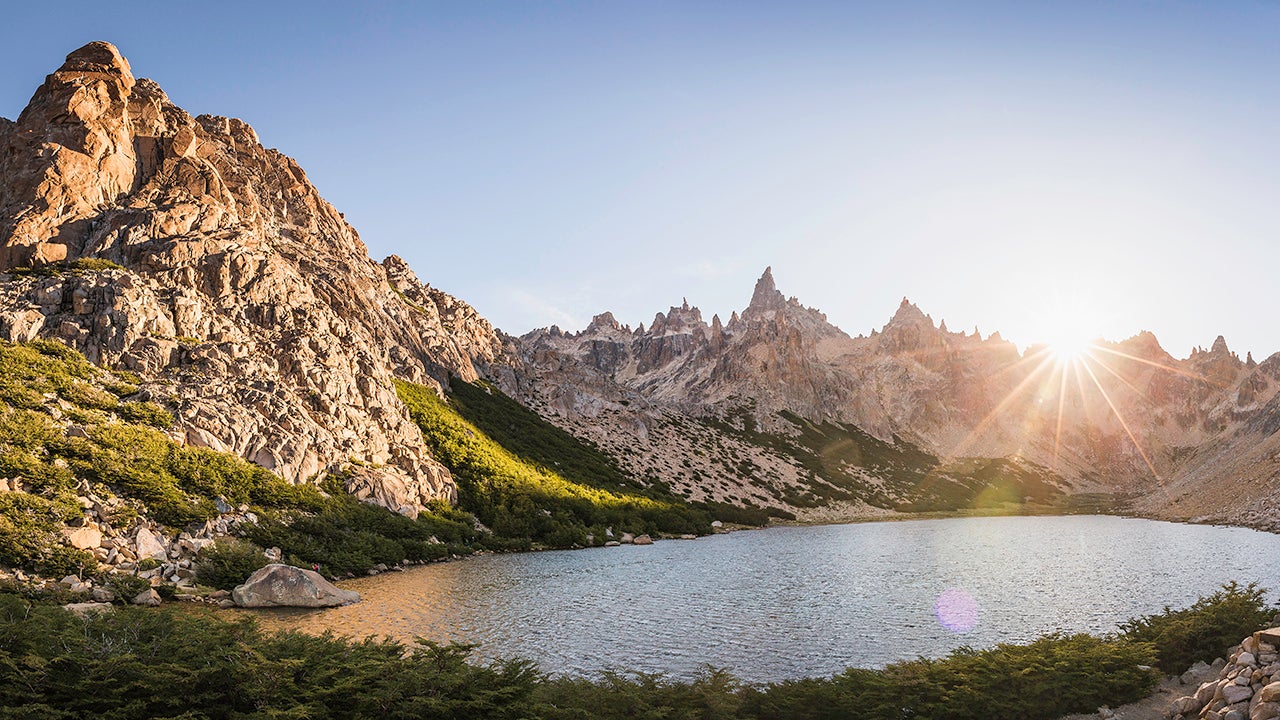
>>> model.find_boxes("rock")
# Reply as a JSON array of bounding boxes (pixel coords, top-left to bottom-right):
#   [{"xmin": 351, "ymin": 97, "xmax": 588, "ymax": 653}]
[
  {"xmin": 710, "ymin": 520, "xmax": 723, "ymax": 528},
  {"xmin": 1197, "ymin": 680, "xmax": 1222, "ymax": 706},
  {"xmin": 0, "ymin": 42, "xmax": 507, "ymax": 518},
  {"xmin": 63, "ymin": 525, "xmax": 103, "ymax": 550},
  {"xmin": 1098, "ymin": 706, "xmax": 1115, "ymax": 719},
  {"xmin": 632, "ymin": 534, "xmax": 654, "ymax": 545},
  {"xmin": 1259, "ymin": 630, "xmax": 1280, "ymax": 648},
  {"xmin": 263, "ymin": 547, "xmax": 283, "ymax": 563},
  {"xmin": 1240, "ymin": 652, "xmax": 1258, "ymax": 667},
  {"xmin": 1261, "ymin": 683, "xmax": 1280, "ymax": 704},
  {"xmin": 131, "ymin": 589, "xmax": 162, "ymax": 606},
  {"xmin": 1223, "ymin": 684, "xmax": 1254, "ymax": 705},
  {"xmin": 604, "ymin": 541, "xmax": 621, "ymax": 547},
  {"xmin": 231, "ymin": 564, "xmax": 360, "ymax": 608},
  {"xmin": 90, "ymin": 587, "xmax": 115, "ymax": 603},
  {"xmin": 620, "ymin": 533, "xmax": 635, "ymax": 544},
  {"xmin": 1170, "ymin": 696, "xmax": 1202, "ymax": 716},
  {"xmin": 63, "ymin": 602, "xmax": 113, "ymax": 616},
  {"xmin": 1252, "ymin": 703, "xmax": 1280, "ymax": 720},
  {"xmin": 1184, "ymin": 661, "xmax": 1213, "ymax": 684},
  {"xmin": 217, "ymin": 599, "xmax": 235, "ymax": 609},
  {"xmin": 679, "ymin": 534, "xmax": 697, "ymax": 540},
  {"xmin": 134, "ymin": 527, "xmax": 168, "ymax": 562}
]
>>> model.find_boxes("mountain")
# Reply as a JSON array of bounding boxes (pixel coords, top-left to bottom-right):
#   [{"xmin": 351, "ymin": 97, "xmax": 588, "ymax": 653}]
[
  {"xmin": 0, "ymin": 42, "xmax": 505, "ymax": 517},
  {"xmin": 501, "ymin": 267, "xmax": 1280, "ymax": 530},
  {"xmin": 2, "ymin": 41, "xmax": 1275, "ymax": 544}
]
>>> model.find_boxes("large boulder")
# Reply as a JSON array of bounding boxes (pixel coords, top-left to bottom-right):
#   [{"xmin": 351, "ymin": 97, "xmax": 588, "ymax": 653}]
[{"xmin": 232, "ymin": 564, "xmax": 360, "ymax": 608}]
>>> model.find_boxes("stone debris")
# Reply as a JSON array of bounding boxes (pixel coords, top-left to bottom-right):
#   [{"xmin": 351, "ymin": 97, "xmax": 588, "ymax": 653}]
[{"xmin": 1166, "ymin": 629, "xmax": 1280, "ymax": 720}]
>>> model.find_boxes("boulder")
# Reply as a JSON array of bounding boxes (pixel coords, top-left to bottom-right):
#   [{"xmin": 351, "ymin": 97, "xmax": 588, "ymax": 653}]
[
  {"xmin": 134, "ymin": 528, "xmax": 168, "ymax": 562},
  {"xmin": 63, "ymin": 525, "xmax": 103, "ymax": 550},
  {"xmin": 1223, "ymin": 683, "xmax": 1253, "ymax": 705},
  {"xmin": 63, "ymin": 602, "xmax": 113, "ymax": 616},
  {"xmin": 1261, "ymin": 682, "xmax": 1280, "ymax": 703},
  {"xmin": 632, "ymin": 534, "xmax": 654, "ymax": 545},
  {"xmin": 231, "ymin": 564, "xmax": 360, "ymax": 608},
  {"xmin": 131, "ymin": 589, "xmax": 162, "ymax": 606}
]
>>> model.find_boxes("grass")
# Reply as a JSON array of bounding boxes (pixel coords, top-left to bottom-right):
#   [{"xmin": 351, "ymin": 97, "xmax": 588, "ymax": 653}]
[
  {"xmin": 397, "ymin": 378, "xmax": 713, "ymax": 548},
  {"xmin": 0, "ymin": 340, "xmax": 324, "ymax": 574}
]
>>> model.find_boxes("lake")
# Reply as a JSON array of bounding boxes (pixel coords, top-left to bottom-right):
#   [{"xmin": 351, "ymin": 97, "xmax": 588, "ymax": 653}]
[{"xmin": 249, "ymin": 515, "xmax": 1280, "ymax": 682}]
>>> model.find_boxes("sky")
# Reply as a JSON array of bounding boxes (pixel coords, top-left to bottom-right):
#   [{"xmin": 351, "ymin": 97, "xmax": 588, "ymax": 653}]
[{"xmin": 1, "ymin": 1, "xmax": 1277, "ymax": 359}]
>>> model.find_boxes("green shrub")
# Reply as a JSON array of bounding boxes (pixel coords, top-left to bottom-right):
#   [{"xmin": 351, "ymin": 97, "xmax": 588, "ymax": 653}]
[
  {"xmin": 0, "ymin": 598, "xmax": 543, "ymax": 718},
  {"xmin": 116, "ymin": 400, "xmax": 174, "ymax": 429},
  {"xmin": 102, "ymin": 572, "xmax": 151, "ymax": 603},
  {"xmin": 1119, "ymin": 581, "xmax": 1276, "ymax": 673},
  {"xmin": 193, "ymin": 539, "xmax": 268, "ymax": 590}
]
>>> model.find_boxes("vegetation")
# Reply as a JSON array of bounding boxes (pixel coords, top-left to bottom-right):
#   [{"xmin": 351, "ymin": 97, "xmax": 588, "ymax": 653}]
[
  {"xmin": 5, "ymin": 257, "xmax": 127, "ymax": 278},
  {"xmin": 0, "ymin": 340, "xmax": 324, "ymax": 573},
  {"xmin": 1, "ymin": 584, "xmax": 1270, "ymax": 719},
  {"xmin": 397, "ymin": 378, "xmax": 713, "ymax": 548},
  {"xmin": 193, "ymin": 539, "xmax": 270, "ymax": 590},
  {"xmin": 1119, "ymin": 581, "xmax": 1275, "ymax": 673},
  {"xmin": 247, "ymin": 480, "xmax": 483, "ymax": 578},
  {"xmin": 705, "ymin": 406, "xmax": 1065, "ymax": 512}
]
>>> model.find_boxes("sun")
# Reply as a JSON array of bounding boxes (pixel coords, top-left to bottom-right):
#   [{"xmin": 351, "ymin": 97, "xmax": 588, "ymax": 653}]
[{"xmin": 1035, "ymin": 307, "xmax": 1098, "ymax": 364}]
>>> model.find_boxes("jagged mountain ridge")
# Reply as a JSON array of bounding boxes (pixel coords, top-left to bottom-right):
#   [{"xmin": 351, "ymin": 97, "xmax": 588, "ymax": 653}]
[
  {"xmin": 0, "ymin": 42, "xmax": 506, "ymax": 516},
  {"xmin": 503, "ymin": 267, "xmax": 1279, "ymax": 528}
]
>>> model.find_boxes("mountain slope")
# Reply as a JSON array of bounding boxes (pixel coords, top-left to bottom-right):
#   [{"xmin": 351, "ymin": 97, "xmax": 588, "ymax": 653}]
[
  {"xmin": 499, "ymin": 268, "xmax": 1279, "ymax": 529},
  {"xmin": 0, "ymin": 42, "xmax": 506, "ymax": 516}
]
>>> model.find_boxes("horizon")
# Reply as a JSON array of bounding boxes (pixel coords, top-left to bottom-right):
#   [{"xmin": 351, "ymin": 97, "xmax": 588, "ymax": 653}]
[{"xmin": 2, "ymin": 2, "xmax": 1277, "ymax": 359}]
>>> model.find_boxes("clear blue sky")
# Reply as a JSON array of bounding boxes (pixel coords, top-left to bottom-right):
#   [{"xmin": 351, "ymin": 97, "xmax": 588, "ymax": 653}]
[{"xmin": 2, "ymin": 1, "xmax": 1277, "ymax": 359}]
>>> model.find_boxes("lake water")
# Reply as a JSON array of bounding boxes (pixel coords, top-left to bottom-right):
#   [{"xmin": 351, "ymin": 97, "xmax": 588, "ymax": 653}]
[{"xmin": 249, "ymin": 515, "xmax": 1280, "ymax": 682}]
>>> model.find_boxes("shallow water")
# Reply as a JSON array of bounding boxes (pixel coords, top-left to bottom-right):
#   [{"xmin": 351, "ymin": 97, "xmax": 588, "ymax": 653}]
[{"xmin": 249, "ymin": 515, "xmax": 1280, "ymax": 682}]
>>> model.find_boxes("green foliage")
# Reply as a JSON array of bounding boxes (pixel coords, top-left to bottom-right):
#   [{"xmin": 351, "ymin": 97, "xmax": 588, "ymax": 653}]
[
  {"xmin": 448, "ymin": 379, "xmax": 638, "ymax": 490},
  {"xmin": 247, "ymin": 489, "xmax": 480, "ymax": 577},
  {"xmin": 193, "ymin": 539, "xmax": 269, "ymax": 590},
  {"xmin": 397, "ymin": 379, "xmax": 712, "ymax": 548},
  {"xmin": 1119, "ymin": 581, "xmax": 1275, "ymax": 673},
  {"xmin": 102, "ymin": 572, "xmax": 150, "ymax": 603},
  {"xmin": 0, "ymin": 339, "xmax": 325, "ymax": 570},
  {"xmin": 743, "ymin": 634, "xmax": 1158, "ymax": 720},
  {"xmin": 115, "ymin": 400, "xmax": 173, "ymax": 429},
  {"xmin": 706, "ymin": 407, "xmax": 1064, "ymax": 512},
  {"xmin": 0, "ymin": 493, "xmax": 79, "ymax": 573},
  {"xmin": 0, "ymin": 599, "xmax": 544, "ymax": 719},
  {"xmin": 6, "ymin": 257, "xmax": 126, "ymax": 278},
  {"xmin": 536, "ymin": 668, "xmax": 745, "ymax": 720}
]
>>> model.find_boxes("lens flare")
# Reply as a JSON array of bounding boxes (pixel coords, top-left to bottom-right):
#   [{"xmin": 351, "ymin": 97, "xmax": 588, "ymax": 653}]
[{"xmin": 934, "ymin": 588, "xmax": 980, "ymax": 633}]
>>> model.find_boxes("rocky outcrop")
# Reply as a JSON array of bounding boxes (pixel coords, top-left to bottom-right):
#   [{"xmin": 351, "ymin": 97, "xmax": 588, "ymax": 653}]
[
  {"xmin": 1168, "ymin": 629, "xmax": 1280, "ymax": 720},
  {"xmin": 231, "ymin": 564, "xmax": 360, "ymax": 608},
  {"xmin": 0, "ymin": 42, "xmax": 508, "ymax": 515}
]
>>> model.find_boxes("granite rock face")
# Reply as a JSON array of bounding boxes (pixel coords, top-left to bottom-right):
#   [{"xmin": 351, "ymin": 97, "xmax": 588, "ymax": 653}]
[{"xmin": 0, "ymin": 42, "xmax": 506, "ymax": 515}]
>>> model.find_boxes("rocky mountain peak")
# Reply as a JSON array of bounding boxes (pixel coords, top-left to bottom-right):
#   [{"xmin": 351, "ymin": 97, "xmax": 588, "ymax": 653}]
[
  {"xmin": 57, "ymin": 41, "xmax": 135, "ymax": 86},
  {"xmin": 0, "ymin": 42, "xmax": 508, "ymax": 516},
  {"xmin": 886, "ymin": 297, "xmax": 930, "ymax": 328},
  {"xmin": 743, "ymin": 266, "xmax": 786, "ymax": 318},
  {"xmin": 586, "ymin": 311, "xmax": 624, "ymax": 334}
]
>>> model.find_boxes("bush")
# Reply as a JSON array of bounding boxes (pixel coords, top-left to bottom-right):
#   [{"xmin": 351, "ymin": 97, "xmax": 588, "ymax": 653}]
[
  {"xmin": 194, "ymin": 539, "xmax": 269, "ymax": 590},
  {"xmin": 0, "ymin": 597, "xmax": 545, "ymax": 718},
  {"xmin": 102, "ymin": 572, "xmax": 150, "ymax": 602},
  {"xmin": 1119, "ymin": 581, "xmax": 1276, "ymax": 673}
]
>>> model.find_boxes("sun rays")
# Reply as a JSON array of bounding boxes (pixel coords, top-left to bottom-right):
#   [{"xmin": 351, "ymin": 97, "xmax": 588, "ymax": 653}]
[{"xmin": 942, "ymin": 331, "xmax": 1218, "ymax": 493}]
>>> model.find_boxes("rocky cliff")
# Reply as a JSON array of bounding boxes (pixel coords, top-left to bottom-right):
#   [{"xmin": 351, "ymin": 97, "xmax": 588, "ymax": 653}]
[{"xmin": 0, "ymin": 42, "xmax": 505, "ymax": 516}]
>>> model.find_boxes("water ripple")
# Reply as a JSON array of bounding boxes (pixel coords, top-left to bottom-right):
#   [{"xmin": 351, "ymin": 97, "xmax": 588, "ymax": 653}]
[{"xmin": 250, "ymin": 516, "xmax": 1280, "ymax": 682}]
